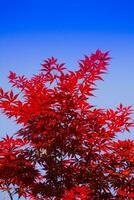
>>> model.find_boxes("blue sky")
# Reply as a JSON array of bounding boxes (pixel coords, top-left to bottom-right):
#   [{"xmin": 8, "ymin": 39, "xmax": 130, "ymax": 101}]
[
  {"xmin": 0, "ymin": 0, "xmax": 134, "ymax": 199},
  {"xmin": 0, "ymin": 0, "xmax": 134, "ymax": 34}
]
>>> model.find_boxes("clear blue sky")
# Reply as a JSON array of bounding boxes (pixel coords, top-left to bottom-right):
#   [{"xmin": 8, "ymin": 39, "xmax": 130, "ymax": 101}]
[{"xmin": 0, "ymin": 0, "xmax": 134, "ymax": 199}]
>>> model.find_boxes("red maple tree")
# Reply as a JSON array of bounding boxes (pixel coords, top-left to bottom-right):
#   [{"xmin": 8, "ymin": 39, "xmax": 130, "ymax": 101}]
[{"xmin": 0, "ymin": 50, "xmax": 134, "ymax": 199}]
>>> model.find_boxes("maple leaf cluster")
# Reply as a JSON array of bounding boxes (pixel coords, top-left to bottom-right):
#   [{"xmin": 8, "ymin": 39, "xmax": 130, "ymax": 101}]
[{"xmin": 0, "ymin": 50, "xmax": 134, "ymax": 200}]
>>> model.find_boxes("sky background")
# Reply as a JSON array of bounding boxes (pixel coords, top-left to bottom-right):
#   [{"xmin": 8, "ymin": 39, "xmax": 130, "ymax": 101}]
[{"xmin": 0, "ymin": 0, "xmax": 134, "ymax": 199}]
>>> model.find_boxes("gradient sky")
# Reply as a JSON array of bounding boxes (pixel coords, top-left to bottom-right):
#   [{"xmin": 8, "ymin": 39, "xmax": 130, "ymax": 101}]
[{"xmin": 0, "ymin": 0, "xmax": 134, "ymax": 199}]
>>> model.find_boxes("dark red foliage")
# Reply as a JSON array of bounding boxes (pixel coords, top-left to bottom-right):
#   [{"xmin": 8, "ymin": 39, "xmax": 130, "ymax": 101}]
[{"xmin": 0, "ymin": 50, "xmax": 134, "ymax": 199}]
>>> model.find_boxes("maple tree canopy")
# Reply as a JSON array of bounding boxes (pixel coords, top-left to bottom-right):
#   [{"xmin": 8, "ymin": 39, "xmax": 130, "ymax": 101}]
[{"xmin": 0, "ymin": 50, "xmax": 134, "ymax": 200}]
